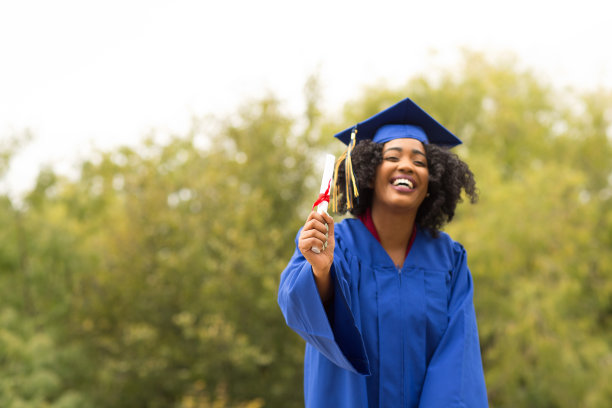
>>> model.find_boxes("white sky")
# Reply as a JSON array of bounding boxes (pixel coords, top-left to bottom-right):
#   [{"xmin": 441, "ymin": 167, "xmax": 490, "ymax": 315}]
[{"xmin": 1, "ymin": 0, "xmax": 611, "ymax": 196}]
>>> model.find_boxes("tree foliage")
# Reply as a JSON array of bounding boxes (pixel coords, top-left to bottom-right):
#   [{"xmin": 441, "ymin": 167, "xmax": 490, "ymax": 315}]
[{"xmin": 0, "ymin": 54, "xmax": 611, "ymax": 407}]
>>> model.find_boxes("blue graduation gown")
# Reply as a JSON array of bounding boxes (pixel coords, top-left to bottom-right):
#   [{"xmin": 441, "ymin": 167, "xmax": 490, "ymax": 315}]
[{"xmin": 278, "ymin": 218, "xmax": 488, "ymax": 407}]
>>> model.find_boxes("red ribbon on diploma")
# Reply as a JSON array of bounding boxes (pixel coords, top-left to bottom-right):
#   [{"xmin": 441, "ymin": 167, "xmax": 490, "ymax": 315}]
[{"xmin": 312, "ymin": 179, "xmax": 331, "ymax": 210}]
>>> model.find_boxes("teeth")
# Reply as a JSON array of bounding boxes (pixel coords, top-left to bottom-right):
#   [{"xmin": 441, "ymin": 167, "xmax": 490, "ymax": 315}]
[{"xmin": 393, "ymin": 178, "xmax": 414, "ymax": 188}]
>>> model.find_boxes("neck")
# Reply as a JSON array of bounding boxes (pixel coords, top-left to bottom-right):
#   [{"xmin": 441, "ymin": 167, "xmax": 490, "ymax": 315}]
[{"xmin": 370, "ymin": 203, "xmax": 416, "ymax": 259}]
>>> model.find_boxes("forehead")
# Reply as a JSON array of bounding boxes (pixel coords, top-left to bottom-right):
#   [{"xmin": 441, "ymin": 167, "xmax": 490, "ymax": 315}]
[{"xmin": 382, "ymin": 137, "xmax": 426, "ymax": 152}]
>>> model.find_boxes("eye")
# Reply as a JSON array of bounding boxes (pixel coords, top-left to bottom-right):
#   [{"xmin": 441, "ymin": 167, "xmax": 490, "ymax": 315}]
[
  {"xmin": 414, "ymin": 160, "xmax": 426, "ymax": 167},
  {"xmin": 384, "ymin": 156, "xmax": 399, "ymax": 162}
]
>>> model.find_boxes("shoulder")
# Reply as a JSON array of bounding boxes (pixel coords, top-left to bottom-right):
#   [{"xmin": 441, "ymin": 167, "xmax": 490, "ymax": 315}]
[
  {"xmin": 333, "ymin": 218, "xmax": 380, "ymax": 264},
  {"xmin": 424, "ymin": 229, "xmax": 464, "ymax": 252},
  {"xmin": 413, "ymin": 229, "xmax": 467, "ymax": 270},
  {"xmin": 333, "ymin": 217, "xmax": 364, "ymax": 250},
  {"xmin": 436, "ymin": 230, "xmax": 465, "ymax": 253},
  {"xmin": 333, "ymin": 217, "xmax": 358, "ymax": 236}
]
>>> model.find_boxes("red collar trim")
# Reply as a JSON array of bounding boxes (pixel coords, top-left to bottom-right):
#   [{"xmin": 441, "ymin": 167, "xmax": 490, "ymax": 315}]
[{"xmin": 357, "ymin": 208, "xmax": 417, "ymax": 258}]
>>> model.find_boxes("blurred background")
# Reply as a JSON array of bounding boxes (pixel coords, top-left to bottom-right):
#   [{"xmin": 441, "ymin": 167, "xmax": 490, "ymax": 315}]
[{"xmin": 1, "ymin": 1, "xmax": 611, "ymax": 407}]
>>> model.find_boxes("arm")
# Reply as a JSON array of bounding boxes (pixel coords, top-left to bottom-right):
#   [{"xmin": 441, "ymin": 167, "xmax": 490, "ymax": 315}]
[
  {"xmin": 297, "ymin": 210, "xmax": 335, "ymax": 304},
  {"xmin": 418, "ymin": 244, "xmax": 488, "ymax": 407},
  {"xmin": 278, "ymin": 213, "xmax": 370, "ymax": 375}
]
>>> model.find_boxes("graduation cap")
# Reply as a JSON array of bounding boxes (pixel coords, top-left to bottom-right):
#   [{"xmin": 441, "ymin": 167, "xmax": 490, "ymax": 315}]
[
  {"xmin": 330, "ymin": 98, "xmax": 461, "ymax": 212},
  {"xmin": 334, "ymin": 97, "xmax": 461, "ymax": 147}
]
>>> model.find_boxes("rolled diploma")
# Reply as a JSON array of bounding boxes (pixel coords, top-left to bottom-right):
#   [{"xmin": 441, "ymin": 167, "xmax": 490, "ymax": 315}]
[{"xmin": 311, "ymin": 153, "xmax": 335, "ymax": 254}]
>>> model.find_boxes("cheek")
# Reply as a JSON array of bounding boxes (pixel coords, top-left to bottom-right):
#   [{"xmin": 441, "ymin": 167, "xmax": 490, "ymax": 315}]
[
  {"xmin": 419, "ymin": 169, "xmax": 430, "ymax": 195},
  {"xmin": 421, "ymin": 166, "xmax": 429, "ymax": 183},
  {"xmin": 371, "ymin": 165, "xmax": 385, "ymax": 189}
]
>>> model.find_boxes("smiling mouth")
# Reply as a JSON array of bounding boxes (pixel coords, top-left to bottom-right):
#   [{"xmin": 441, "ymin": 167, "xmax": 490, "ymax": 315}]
[{"xmin": 392, "ymin": 178, "xmax": 414, "ymax": 189}]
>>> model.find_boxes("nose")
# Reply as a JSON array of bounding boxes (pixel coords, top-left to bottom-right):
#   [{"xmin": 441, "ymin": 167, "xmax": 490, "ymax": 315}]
[{"xmin": 397, "ymin": 157, "xmax": 414, "ymax": 173}]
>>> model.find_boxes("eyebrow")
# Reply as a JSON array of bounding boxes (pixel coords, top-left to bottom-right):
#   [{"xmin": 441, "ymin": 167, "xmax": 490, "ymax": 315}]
[{"xmin": 383, "ymin": 146, "xmax": 427, "ymax": 158}]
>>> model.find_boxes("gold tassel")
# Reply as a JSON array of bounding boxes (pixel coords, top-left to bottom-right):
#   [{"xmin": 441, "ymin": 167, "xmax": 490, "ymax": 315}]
[
  {"xmin": 346, "ymin": 128, "xmax": 359, "ymax": 210},
  {"xmin": 330, "ymin": 127, "xmax": 360, "ymax": 212},
  {"xmin": 330, "ymin": 151, "xmax": 344, "ymax": 213}
]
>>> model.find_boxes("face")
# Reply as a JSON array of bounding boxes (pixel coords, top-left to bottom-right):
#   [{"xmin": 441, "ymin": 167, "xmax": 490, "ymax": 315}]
[{"xmin": 372, "ymin": 138, "xmax": 429, "ymax": 213}]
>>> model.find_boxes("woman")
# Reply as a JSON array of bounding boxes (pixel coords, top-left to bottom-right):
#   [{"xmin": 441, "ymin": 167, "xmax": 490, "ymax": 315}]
[{"xmin": 278, "ymin": 98, "xmax": 488, "ymax": 407}]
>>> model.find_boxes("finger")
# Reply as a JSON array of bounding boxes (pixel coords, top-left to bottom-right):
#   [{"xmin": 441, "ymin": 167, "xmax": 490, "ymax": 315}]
[
  {"xmin": 299, "ymin": 235, "xmax": 328, "ymax": 256},
  {"xmin": 304, "ymin": 218, "xmax": 329, "ymax": 235},
  {"xmin": 299, "ymin": 237, "xmax": 326, "ymax": 254},
  {"xmin": 306, "ymin": 210, "xmax": 328, "ymax": 226},
  {"xmin": 300, "ymin": 228, "xmax": 328, "ymax": 243},
  {"xmin": 306, "ymin": 210, "xmax": 322, "ymax": 222}
]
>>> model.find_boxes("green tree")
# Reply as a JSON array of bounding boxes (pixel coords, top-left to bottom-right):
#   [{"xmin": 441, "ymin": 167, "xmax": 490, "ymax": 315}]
[
  {"xmin": 1, "ymin": 54, "xmax": 611, "ymax": 407},
  {"xmin": 5, "ymin": 93, "xmax": 320, "ymax": 406}
]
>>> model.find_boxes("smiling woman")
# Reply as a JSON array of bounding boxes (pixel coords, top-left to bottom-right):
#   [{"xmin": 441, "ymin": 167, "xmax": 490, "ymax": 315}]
[
  {"xmin": 278, "ymin": 98, "xmax": 487, "ymax": 407},
  {"xmin": 337, "ymin": 138, "xmax": 478, "ymax": 235}
]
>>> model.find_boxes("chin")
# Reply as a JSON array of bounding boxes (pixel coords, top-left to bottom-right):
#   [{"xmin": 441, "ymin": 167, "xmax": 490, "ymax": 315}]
[{"xmin": 385, "ymin": 200, "xmax": 422, "ymax": 213}]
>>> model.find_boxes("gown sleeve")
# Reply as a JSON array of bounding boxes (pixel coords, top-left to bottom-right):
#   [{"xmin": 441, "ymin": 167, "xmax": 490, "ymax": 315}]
[
  {"xmin": 418, "ymin": 243, "xmax": 489, "ymax": 407},
  {"xmin": 277, "ymin": 230, "xmax": 370, "ymax": 375}
]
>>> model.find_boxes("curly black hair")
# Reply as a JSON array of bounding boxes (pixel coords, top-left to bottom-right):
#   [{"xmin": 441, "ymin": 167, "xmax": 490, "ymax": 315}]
[{"xmin": 334, "ymin": 139, "xmax": 478, "ymax": 236}]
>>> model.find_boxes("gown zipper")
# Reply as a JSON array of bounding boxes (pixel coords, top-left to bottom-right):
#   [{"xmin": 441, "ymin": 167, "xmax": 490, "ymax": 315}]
[{"xmin": 398, "ymin": 264, "xmax": 405, "ymax": 406}]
